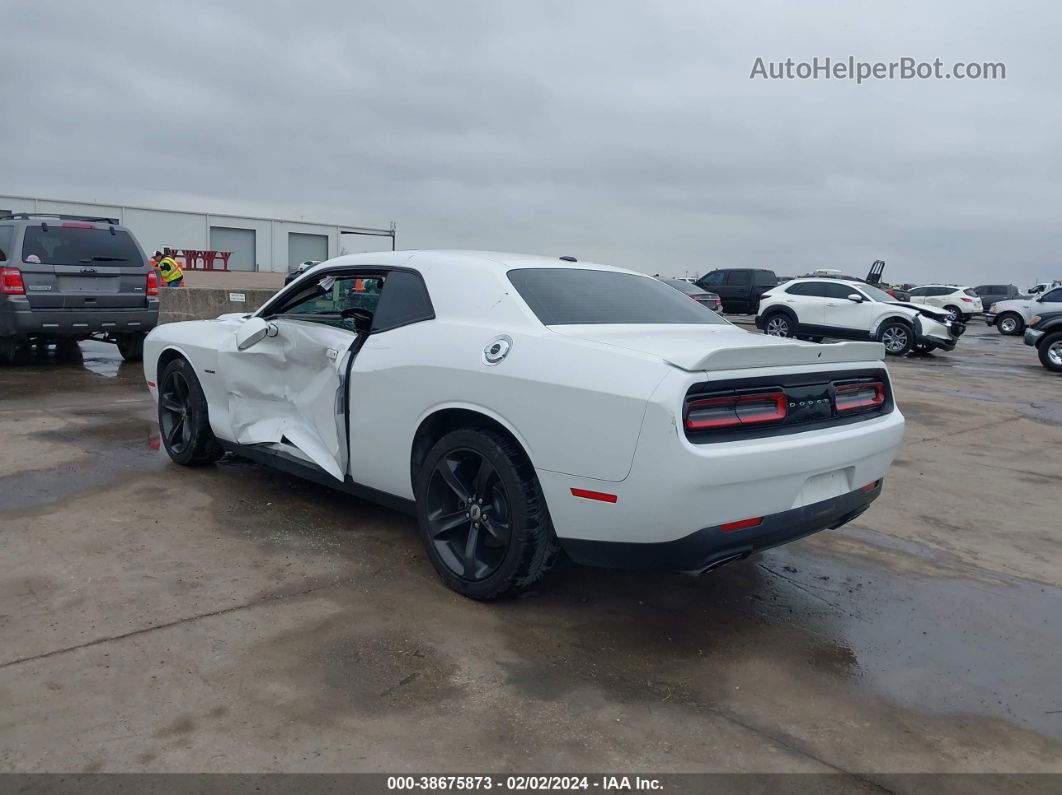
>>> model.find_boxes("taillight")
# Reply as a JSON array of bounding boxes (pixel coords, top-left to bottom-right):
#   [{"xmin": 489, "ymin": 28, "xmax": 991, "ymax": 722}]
[
  {"xmin": 61, "ymin": 222, "xmax": 96, "ymax": 229},
  {"xmin": 960, "ymin": 297, "xmax": 973, "ymax": 302},
  {"xmin": 887, "ymin": 290, "xmax": 896, "ymax": 297},
  {"xmin": 146, "ymin": 270, "xmax": 159, "ymax": 296},
  {"xmin": 835, "ymin": 381, "xmax": 885, "ymax": 413},
  {"xmin": 0, "ymin": 267, "xmax": 26, "ymax": 295},
  {"xmin": 685, "ymin": 391, "xmax": 786, "ymax": 431}
]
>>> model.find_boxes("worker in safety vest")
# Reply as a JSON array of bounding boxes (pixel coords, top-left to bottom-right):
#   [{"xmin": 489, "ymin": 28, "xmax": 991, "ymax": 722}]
[{"xmin": 158, "ymin": 250, "xmax": 184, "ymax": 288}]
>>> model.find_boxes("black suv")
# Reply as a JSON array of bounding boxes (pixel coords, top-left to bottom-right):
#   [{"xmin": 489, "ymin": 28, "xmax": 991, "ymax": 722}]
[
  {"xmin": 1023, "ymin": 311, "xmax": 1062, "ymax": 372},
  {"xmin": 695, "ymin": 268, "xmax": 778, "ymax": 314},
  {"xmin": 0, "ymin": 214, "xmax": 158, "ymax": 363}
]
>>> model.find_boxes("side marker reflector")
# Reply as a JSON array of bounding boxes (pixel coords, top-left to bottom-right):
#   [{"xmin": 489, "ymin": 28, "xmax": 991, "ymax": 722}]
[
  {"xmin": 570, "ymin": 488, "xmax": 618, "ymax": 504},
  {"xmin": 146, "ymin": 380, "xmax": 156, "ymax": 388},
  {"xmin": 720, "ymin": 516, "xmax": 763, "ymax": 532}
]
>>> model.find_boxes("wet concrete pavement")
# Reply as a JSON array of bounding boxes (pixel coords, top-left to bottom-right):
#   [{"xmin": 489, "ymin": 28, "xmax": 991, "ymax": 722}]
[{"xmin": 1, "ymin": 329, "xmax": 1060, "ymax": 778}]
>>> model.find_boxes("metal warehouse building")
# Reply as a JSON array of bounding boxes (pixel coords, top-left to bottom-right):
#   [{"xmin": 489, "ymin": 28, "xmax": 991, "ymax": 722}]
[{"xmin": 0, "ymin": 194, "xmax": 395, "ymax": 273}]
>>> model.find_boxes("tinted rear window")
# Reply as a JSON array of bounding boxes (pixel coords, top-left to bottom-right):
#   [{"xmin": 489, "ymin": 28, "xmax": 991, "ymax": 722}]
[
  {"xmin": 21, "ymin": 225, "xmax": 144, "ymax": 268},
  {"xmin": 0, "ymin": 226, "xmax": 12, "ymax": 262},
  {"xmin": 963, "ymin": 288, "xmax": 979, "ymax": 297},
  {"xmin": 508, "ymin": 268, "xmax": 726, "ymax": 325},
  {"xmin": 753, "ymin": 270, "xmax": 778, "ymax": 285}
]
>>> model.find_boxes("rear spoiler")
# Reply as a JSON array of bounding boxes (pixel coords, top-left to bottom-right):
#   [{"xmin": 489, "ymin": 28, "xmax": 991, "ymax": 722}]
[{"xmin": 667, "ymin": 340, "xmax": 886, "ymax": 372}]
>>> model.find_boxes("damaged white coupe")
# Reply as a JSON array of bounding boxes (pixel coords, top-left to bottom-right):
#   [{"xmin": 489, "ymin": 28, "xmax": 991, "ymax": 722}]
[{"xmin": 144, "ymin": 251, "xmax": 904, "ymax": 599}]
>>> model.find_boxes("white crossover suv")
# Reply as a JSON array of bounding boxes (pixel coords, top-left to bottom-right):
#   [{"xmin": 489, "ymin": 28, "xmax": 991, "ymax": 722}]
[
  {"xmin": 985, "ymin": 286, "xmax": 1062, "ymax": 336},
  {"xmin": 144, "ymin": 251, "xmax": 904, "ymax": 600},
  {"xmin": 756, "ymin": 278, "xmax": 961, "ymax": 355},
  {"xmin": 905, "ymin": 285, "xmax": 983, "ymax": 321}
]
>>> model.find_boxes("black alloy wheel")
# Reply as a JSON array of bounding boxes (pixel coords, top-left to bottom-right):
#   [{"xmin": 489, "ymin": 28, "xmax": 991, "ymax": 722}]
[
  {"xmin": 415, "ymin": 427, "xmax": 558, "ymax": 599},
  {"xmin": 157, "ymin": 358, "xmax": 224, "ymax": 466},
  {"xmin": 159, "ymin": 369, "xmax": 194, "ymax": 457},
  {"xmin": 425, "ymin": 448, "xmax": 512, "ymax": 582}
]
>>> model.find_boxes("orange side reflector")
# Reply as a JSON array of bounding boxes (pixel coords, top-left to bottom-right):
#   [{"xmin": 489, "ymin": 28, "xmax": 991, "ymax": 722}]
[{"xmin": 570, "ymin": 488, "xmax": 618, "ymax": 504}]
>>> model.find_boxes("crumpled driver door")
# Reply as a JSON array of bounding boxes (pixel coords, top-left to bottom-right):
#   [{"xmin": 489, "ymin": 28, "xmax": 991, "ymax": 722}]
[{"xmin": 219, "ymin": 318, "xmax": 355, "ymax": 481}]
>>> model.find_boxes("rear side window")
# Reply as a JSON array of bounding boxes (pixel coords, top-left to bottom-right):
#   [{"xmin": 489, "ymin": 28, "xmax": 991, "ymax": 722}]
[
  {"xmin": 0, "ymin": 226, "xmax": 12, "ymax": 262},
  {"xmin": 753, "ymin": 270, "xmax": 778, "ymax": 285},
  {"xmin": 700, "ymin": 271, "xmax": 725, "ymax": 286},
  {"xmin": 726, "ymin": 271, "xmax": 751, "ymax": 285},
  {"xmin": 824, "ymin": 283, "xmax": 860, "ymax": 299},
  {"xmin": 963, "ymin": 288, "xmax": 979, "ymax": 297},
  {"xmin": 785, "ymin": 283, "xmax": 810, "ymax": 295},
  {"xmin": 1042, "ymin": 289, "xmax": 1062, "ymax": 303},
  {"xmin": 508, "ymin": 268, "xmax": 726, "ymax": 325},
  {"xmin": 21, "ymin": 225, "xmax": 144, "ymax": 268},
  {"xmin": 372, "ymin": 270, "xmax": 435, "ymax": 332}
]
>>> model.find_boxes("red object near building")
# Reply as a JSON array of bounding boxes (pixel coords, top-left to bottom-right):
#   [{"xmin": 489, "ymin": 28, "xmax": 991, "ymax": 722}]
[{"xmin": 175, "ymin": 249, "xmax": 232, "ymax": 271}]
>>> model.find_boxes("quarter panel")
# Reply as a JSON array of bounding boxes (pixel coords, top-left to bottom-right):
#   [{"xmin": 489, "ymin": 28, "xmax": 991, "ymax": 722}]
[{"xmin": 346, "ymin": 320, "xmax": 670, "ymax": 497}]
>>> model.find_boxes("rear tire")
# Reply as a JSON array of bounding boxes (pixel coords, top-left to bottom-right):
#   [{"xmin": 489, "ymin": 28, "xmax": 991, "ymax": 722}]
[
  {"xmin": 943, "ymin": 305, "xmax": 961, "ymax": 322},
  {"xmin": 0, "ymin": 337, "xmax": 17, "ymax": 365},
  {"xmin": 415, "ymin": 427, "xmax": 559, "ymax": 600},
  {"xmin": 997, "ymin": 313, "xmax": 1023, "ymax": 336},
  {"xmin": 879, "ymin": 321, "xmax": 914, "ymax": 356},
  {"xmin": 1038, "ymin": 332, "xmax": 1062, "ymax": 373},
  {"xmin": 157, "ymin": 358, "xmax": 224, "ymax": 466},
  {"xmin": 116, "ymin": 332, "xmax": 145, "ymax": 362},
  {"xmin": 763, "ymin": 312, "xmax": 794, "ymax": 337}
]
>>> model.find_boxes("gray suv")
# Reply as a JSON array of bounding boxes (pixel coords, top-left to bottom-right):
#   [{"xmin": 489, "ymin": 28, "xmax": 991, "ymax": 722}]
[{"xmin": 0, "ymin": 214, "xmax": 159, "ymax": 363}]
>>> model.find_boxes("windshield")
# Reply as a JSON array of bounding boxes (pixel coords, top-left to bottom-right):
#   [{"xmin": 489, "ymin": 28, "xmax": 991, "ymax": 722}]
[
  {"xmin": 861, "ymin": 284, "xmax": 896, "ymax": 303},
  {"xmin": 509, "ymin": 268, "xmax": 727, "ymax": 325},
  {"xmin": 21, "ymin": 225, "xmax": 144, "ymax": 268}
]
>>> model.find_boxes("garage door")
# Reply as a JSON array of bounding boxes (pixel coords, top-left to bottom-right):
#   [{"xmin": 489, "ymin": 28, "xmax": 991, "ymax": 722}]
[
  {"xmin": 288, "ymin": 233, "xmax": 328, "ymax": 268},
  {"xmin": 210, "ymin": 226, "xmax": 256, "ymax": 271}
]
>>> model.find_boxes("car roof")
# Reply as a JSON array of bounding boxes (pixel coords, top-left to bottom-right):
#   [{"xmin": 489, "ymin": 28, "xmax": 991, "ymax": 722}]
[
  {"xmin": 317, "ymin": 249, "xmax": 650, "ymax": 278},
  {"xmin": 784, "ymin": 277, "xmax": 870, "ymax": 289}
]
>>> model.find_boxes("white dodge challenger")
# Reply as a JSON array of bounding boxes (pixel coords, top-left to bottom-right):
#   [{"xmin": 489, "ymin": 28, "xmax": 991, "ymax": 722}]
[{"xmin": 143, "ymin": 251, "xmax": 905, "ymax": 599}]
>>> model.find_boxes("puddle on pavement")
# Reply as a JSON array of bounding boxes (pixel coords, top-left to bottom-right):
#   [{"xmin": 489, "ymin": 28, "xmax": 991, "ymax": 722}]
[
  {"xmin": 0, "ymin": 411, "xmax": 166, "ymax": 511},
  {"xmin": 481, "ymin": 538, "xmax": 1062, "ymax": 741}
]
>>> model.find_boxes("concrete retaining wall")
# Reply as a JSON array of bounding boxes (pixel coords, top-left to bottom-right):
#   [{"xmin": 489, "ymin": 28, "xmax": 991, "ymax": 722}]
[{"xmin": 157, "ymin": 287, "xmax": 278, "ymax": 325}]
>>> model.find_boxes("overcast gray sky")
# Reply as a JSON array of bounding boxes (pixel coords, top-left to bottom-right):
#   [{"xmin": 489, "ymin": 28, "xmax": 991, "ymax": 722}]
[{"xmin": 2, "ymin": 0, "xmax": 1059, "ymax": 286}]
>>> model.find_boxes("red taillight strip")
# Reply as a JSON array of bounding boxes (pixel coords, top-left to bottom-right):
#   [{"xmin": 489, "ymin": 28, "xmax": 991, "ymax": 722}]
[
  {"xmin": 720, "ymin": 516, "xmax": 762, "ymax": 532},
  {"xmin": 685, "ymin": 391, "xmax": 787, "ymax": 430},
  {"xmin": 146, "ymin": 380, "xmax": 156, "ymax": 388},
  {"xmin": 835, "ymin": 381, "xmax": 885, "ymax": 412},
  {"xmin": 570, "ymin": 488, "xmax": 618, "ymax": 503},
  {"xmin": 60, "ymin": 222, "xmax": 96, "ymax": 229},
  {"xmin": 861, "ymin": 480, "xmax": 881, "ymax": 492},
  {"xmin": 146, "ymin": 270, "xmax": 159, "ymax": 296}
]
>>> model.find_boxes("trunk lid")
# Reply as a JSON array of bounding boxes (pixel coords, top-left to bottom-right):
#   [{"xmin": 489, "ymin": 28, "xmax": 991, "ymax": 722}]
[{"xmin": 549, "ymin": 324, "xmax": 885, "ymax": 371}]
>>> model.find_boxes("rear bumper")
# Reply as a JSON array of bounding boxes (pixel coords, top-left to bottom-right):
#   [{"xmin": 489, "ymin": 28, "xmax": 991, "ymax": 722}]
[
  {"xmin": 0, "ymin": 302, "xmax": 159, "ymax": 337},
  {"xmin": 562, "ymin": 482, "xmax": 881, "ymax": 571}
]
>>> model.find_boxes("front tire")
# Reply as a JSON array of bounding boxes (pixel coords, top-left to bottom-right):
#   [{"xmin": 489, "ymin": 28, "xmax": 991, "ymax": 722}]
[
  {"xmin": 997, "ymin": 313, "xmax": 1024, "ymax": 336},
  {"xmin": 157, "ymin": 358, "xmax": 224, "ymax": 466},
  {"xmin": 415, "ymin": 427, "xmax": 558, "ymax": 600},
  {"xmin": 879, "ymin": 321, "xmax": 914, "ymax": 356},
  {"xmin": 763, "ymin": 312, "xmax": 794, "ymax": 337},
  {"xmin": 1038, "ymin": 332, "xmax": 1062, "ymax": 372}
]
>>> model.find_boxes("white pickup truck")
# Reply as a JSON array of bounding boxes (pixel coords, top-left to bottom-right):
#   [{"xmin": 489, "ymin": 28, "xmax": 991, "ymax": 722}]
[{"xmin": 985, "ymin": 285, "xmax": 1062, "ymax": 335}]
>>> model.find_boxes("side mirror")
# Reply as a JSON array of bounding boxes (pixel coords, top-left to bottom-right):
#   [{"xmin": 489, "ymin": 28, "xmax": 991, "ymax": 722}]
[
  {"xmin": 236, "ymin": 317, "xmax": 277, "ymax": 350},
  {"xmin": 847, "ymin": 293, "xmax": 864, "ymax": 303}
]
